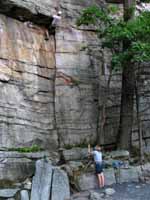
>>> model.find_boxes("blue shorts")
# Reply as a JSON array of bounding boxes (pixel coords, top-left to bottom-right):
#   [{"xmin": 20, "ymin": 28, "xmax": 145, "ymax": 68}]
[{"xmin": 95, "ymin": 163, "xmax": 103, "ymax": 174}]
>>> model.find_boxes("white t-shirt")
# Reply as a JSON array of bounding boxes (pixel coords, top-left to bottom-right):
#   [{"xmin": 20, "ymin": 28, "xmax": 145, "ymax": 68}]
[
  {"xmin": 92, "ymin": 150, "xmax": 102, "ymax": 163},
  {"xmin": 52, "ymin": 15, "xmax": 61, "ymax": 26}
]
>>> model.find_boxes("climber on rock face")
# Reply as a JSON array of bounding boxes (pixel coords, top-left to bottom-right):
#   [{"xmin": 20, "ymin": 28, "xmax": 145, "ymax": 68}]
[
  {"xmin": 45, "ymin": 10, "xmax": 62, "ymax": 40},
  {"xmin": 52, "ymin": 10, "xmax": 62, "ymax": 26},
  {"xmin": 0, "ymin": 23, "xmax": 4, "ymax": 33}
]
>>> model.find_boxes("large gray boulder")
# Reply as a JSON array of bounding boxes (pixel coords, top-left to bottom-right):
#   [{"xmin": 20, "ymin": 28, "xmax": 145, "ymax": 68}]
[
  {"xmin": 31, "ymin": 159, "xmax": 53, "ymax": 200},
  {"xmin": 76, "ymin": 172, "xmax": 98, "ymax": 191},
  {"xmin": 76, "ymin": 168, "xmax": 116, "ymax": 191},
  {"xmin": 31, "ymin": 159, "xmax": 70, "ymax": 200},
  {"xmin": 90, "ymin": 191, "xmax": 104, "ymax": 200},
  {"xmin": 119, "ymin": 167, "xmax": 139, "ymax": 183},
  {"xmin": 0, "ymin": 189, "xmax": 19, "ymax": 198},
  {"xmin": 51, "ymin": 168, "xmax": 70, "ymax": 200},
  {"xmin": 0, "ymin": 157, "xmax": 35, "ymax": 184},
  {"xmin": 109, "ymin": 150, "xmax": 130, "ymax": 160},
  {"xmin": 104, "ymin": 168, "xmax": 116, "ymax": 186},
  {"xmin": 62, "ymin": 148, "xmax": 88, "ymax": 161},
  {"xmin": 20, "ymin": 190, "xmax": 29, "ymax": 200},
  {"xmin": 141, "ymin": 163, "xmax": 150, "ymax": 183}
]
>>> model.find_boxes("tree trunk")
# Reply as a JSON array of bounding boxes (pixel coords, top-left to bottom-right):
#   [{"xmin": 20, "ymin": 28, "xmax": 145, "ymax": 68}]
[
  {"xmin": 135, "ymin": 76, "xmax": 144, "ymax": 163},
  {"xmin": 117, "ymin": 0, "xmax": 136, "ymax": 150},
  {"xmin": 117, "ymin": 63, "xmax": 135, "ymax": 149}
]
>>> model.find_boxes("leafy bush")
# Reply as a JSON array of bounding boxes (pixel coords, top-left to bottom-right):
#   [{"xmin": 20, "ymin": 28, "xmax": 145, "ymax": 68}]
[{"xmin": 8, "ymin": 145, "xmax": 43, "ymax": 153}]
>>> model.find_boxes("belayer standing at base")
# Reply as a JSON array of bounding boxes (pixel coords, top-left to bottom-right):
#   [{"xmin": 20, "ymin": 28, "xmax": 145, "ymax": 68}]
[{"xmin": 88, "ymin": 144, "xmax": 105, "ymax": 188}]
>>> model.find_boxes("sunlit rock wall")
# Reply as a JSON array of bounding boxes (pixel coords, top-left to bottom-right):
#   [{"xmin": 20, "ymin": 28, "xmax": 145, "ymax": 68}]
[
  {"xmin": 0, "ymin": 0, "xmax": 149, "ymax": 150},
  {"xmin": 0, "ymin": 0, "xmax": 104, "ymax": 149},
  {"xmin": 0, "ymin": 14, "xmax": 58, "ymax": 149},
  {"xmin": 55, "ymin": 0, "xmax": 104, "ymax": 146}
]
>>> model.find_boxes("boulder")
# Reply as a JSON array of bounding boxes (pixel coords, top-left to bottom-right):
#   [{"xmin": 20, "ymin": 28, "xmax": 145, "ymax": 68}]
[
  {"xmin": 20, "ymin": 190, "xmax": 29, "ymax": 200},
  {"xmin": 109, "ymin": 150, "xmax": 130, "ymax": 160},
  {"xmin": 0, "ymin": 189, "xmax": 19, "ymax": 198},
  {"xmin": 71, "ymin": 191, "xmax": 90, "ymax": 200},
  {"xmin": 0, "ymin": 157, "xmax": 35, "ymax": 185},
  {"xmin": 104, "ymin": 188, "xmax": 115, "ymax": 196},
  {"xmin": 68, "ymin": 161, "xmax": 84, "ymax": 171},
  {"xmin": 7, "ymin": 198, "xmax": 15, "ymax": 200},
  {"xmin": 104, "ymin": 168, "xmax": 116, "ymax": 185},
  {"xmin": 119, "ymin": 167, "xmax": 139, "ymax": 183},
  {"xmin": 90, "ymin": 191, "xmax": 104, "ymax": 200},
  {"xmin": 51, "ymin": 167, "xmax": 70, "ymax": 200},
  {"xmin": 62, "ymin": 148, "xmax": 88, "ymax": 161},
  {"xmin": 30, "ymin": 159, "xmax": 53, "ymax": 200},
  {"xmin": 23, "ymin": 178, "xmax": 32, "ymax": 190},
  {"xmin": 141, "ymin": 163, "xmax": 150, "ymax": 183},
  {"xmin": 76, "ymin": 172, "xmax": 98, "ymax": 191},
  {"xmin": 76, "ymin": 168, "xmax": 116, "ymax": 191},
  {"xmin": 0, "ymin": 151, "xmax": 49, "ymax": 159},
  {"xmin": 31, "ymin": 159, "xmax": 70, "ymax": 200}
]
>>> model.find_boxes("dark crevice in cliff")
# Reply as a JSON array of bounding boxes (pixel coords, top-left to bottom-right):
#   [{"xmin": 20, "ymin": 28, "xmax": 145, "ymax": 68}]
[
  {"xmin": 53, "ymin": 31, "xmax": 60, "ymax": 148},
  {"xmin": 49, "ymin": 168, "xmax": 54, "ymax": 200},
  {"xmin": 0, "ymin": 2, "xmax": 53, "ymax": 28}
]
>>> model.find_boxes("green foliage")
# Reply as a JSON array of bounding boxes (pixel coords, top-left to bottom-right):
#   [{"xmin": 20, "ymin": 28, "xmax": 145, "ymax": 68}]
[
  {"xmin": 77, "ymin": 5, "xmax": 111, "ymax": 27},
  {"xmin": 77, "ymin": 6, "xmax": 150, "ymax": 71},
  {"xmin": 64, "ymin": 141, "xmax": 88, "ymax": 150},
  {"xmin": 8, "ymin": 145, "xmax": 43, "ymax": 153},
  {"xmin": 108, "ymin": 5, "xmax": 120, "ymax": 14}
]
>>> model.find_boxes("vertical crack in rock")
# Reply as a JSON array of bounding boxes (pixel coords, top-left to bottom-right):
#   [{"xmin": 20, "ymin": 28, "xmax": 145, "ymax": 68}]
[
  {"xmin": 49, "ymin": 168, "xmax": 54, "ymax": 200},
  {"xmin": 53, "ymin": 29, "xmax": 60, "ymax": 148}
]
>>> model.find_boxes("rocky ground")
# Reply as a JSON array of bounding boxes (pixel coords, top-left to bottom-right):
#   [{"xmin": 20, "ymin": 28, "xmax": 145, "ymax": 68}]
[
  {"xmin": 71, "ymin": 182, "xmax": 150, "ymax": 200},
  {"xmin": 111, "ymin": 182, "xmax": 150, "ymax": 200}
]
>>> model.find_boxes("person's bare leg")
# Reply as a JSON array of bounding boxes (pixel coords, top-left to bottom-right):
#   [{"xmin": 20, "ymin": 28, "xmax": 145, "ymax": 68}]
[
  {"xmin": 97, "ymin": 174, "xmax": 102, "ymax": 188},
  {"xmin": 101, "ymin": 173, "xmax": 105, "ymax": 187},
  {"xmin": 45, "ymin": 30, "xmax": 50, "ymax": 40}
]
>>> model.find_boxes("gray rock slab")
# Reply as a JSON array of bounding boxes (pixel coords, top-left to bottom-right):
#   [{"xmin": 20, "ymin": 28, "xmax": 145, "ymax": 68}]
[
  {"xmin": 20, "ymin": 190, "xmax": 29, "ymax": 200},
  {"xmin": 77, "ymin": 168, "xmax": 116, "ymax": 191},
  {"xmin": 109, "ymin": 150, "xmax": 130, "ymax": 160},
  {"xmin": 104, "ymin": 168, "xmax": 116, "ymax": 186},
  {"xmin": 120, "ymin": 167, "xmax": 139, "ymax": 183},
  {"xmin": 77, "ymin": 173, "xmax": 98, "ymax": 191},
  {"xmin": 0, "ymin": 189, "xmax": 19, "ymax": 198},
  {"xmin": 0, "ymin": 151, "xmax": 49, "ymax": 159},
  {"xmin": 63, "ymin": 148, "xmax": 88, "ymax": 161},
  {"xmin": 104, "ymin": 188, "xmax": 115, "ymax": 196},
  {"xmin": 31, "ymin": 159, "xmax": 53, "ymax": 200},
  {"xmin": 71, "ymin": 191, "xmax": 90, "ymax": 200},
  {"xmin": 0, "ymin": 158, "xmax": 35, "ymax": 184},
  {"xmin": 0, "ymin": 14, "xmax": 58, "ymax": 151},
  {"xmin": 7, "ymin": 198, "xmax": 15, "ymax": 200},
  {"xmin": 90, "ymin": 191, "xmax": 104, "ymax": 200},
  {"xmin": 51, "ymin": 167, "xmax": 70, "ymax": 200}
]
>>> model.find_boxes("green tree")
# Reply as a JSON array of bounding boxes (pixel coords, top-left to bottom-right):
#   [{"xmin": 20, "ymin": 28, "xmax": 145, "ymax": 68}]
[{"xmin": 77, "ymin": 3, "xmax": 150, "ymax": 150}]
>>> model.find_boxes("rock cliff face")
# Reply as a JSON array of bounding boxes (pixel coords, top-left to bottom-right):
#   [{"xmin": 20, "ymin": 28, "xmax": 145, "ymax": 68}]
[
  {"xmin": 0, "ymin": 0, "xmax": 103, "ymax": 150},
  {"xmin": 55, "ymin": 0, "xmax": 103, "ymax": 146},
  {"xmin": 0, "ymin": 0, "xmax": 150, "ymax": 150},
  {"xmin": 0, "ymin": 13, "xmax": 58, "ymax": 149}
]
